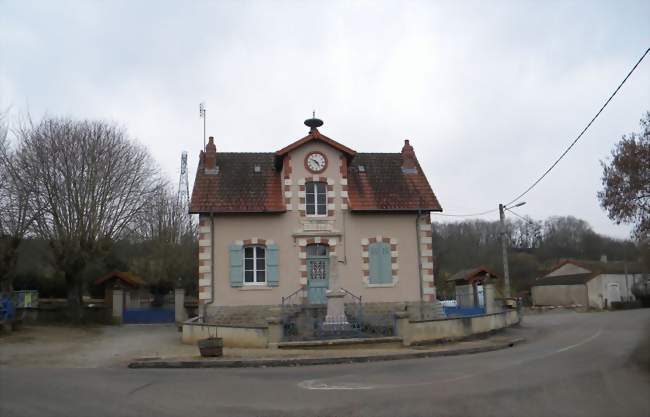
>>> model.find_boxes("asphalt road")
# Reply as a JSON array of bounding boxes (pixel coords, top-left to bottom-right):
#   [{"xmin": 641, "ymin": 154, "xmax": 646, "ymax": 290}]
[{"xmin": 1, "ymin": 309, "xmax": 649, "ymax": 417}]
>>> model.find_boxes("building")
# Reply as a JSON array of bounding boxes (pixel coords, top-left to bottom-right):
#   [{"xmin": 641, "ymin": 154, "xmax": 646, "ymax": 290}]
[
  {"xmin": 445, "ymin": 266, "xmax": 502, "ymax": 315},
  {"xmin": 189, "ymin": 117, "xmax": 443, "ymax": 326},
  {"xmin": 531, "ymin": 259, "xmax": 647, "ymax": 309}
]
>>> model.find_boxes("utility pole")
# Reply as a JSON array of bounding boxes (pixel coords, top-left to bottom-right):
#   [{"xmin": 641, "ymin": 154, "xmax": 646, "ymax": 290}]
[
  {"xmin": 499, "ymin": 201, "xmax": 526, "ymax": 299},
  {"xmin": 499, "ymin": 203, "xmax": 511, "ymax": 299}
]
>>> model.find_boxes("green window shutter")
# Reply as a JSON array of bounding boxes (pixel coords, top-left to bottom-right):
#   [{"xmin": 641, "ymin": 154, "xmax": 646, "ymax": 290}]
[
  {"xmin": 369, "ymin": 242, "xmax": 392, "ymax": 284},
  {"xmin": 266, "ymin": 243, "xmax": 279, "ymax": 287},
  {"xmin": 229, "ymin": 244, "xmax": 244, "ymax": 287}
]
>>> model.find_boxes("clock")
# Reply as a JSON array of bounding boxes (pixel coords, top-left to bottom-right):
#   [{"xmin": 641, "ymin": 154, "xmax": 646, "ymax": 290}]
[{"xmin": 305, "ymin": 151, "xmax": 328, "ymax": 173}]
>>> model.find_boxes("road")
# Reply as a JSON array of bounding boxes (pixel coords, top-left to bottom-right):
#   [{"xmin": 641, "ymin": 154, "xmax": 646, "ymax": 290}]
[{"xmin": 1, "ymin": 309, "xmax": 649, "ymax": 417}]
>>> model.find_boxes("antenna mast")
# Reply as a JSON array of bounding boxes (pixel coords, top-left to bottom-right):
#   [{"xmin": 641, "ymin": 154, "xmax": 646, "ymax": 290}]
[
  {"xmin": 178, "ymin": 151, "xmax": 190, "ymax": 209},
  {"xmin": 199, "ymin": 102, "xmax": 206, "ymax": 151}
]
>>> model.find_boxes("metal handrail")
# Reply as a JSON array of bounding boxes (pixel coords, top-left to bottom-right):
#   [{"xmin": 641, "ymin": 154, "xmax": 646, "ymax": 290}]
[
  {"xmin": 281, "ymin": 287, "xmax": 305, "ymax": 306},
  {"xmin": 339, "ymin": 287, "xmax": 362, "ymax": 304}
]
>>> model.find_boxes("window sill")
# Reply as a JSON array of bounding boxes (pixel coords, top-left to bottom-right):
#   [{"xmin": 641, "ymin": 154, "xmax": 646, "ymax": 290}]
[
  {"xmin": 239, "ymin": 285, "xmax": 274, "ymax": 291},
  {"xmin": 365, "ymin": 282, "xmax": 397, "ymax": 288}
]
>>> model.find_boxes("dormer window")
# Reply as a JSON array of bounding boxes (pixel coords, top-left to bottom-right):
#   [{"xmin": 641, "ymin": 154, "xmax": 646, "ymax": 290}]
[{"xmin": 306, "ymin": 182, "xmax": 327, "ymax": 216}]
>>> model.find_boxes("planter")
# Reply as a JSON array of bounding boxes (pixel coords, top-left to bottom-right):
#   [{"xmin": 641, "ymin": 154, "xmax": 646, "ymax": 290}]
[{"xmin": 198, "ymin": 337, "xmax": 223, "ymax": 357}]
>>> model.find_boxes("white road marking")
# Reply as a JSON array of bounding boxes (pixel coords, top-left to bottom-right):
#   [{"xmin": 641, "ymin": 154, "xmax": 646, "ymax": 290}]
[
  {"xmin": 297, "ymin": 328, "xmax": 604, "ymax": 391},
  {"xmin": 555, "ymin": 330, "xmax": 602, "ymax": 353},
  {"xmin": 298, "ymin": 379, "xmax": 375, "ymax": 390}
]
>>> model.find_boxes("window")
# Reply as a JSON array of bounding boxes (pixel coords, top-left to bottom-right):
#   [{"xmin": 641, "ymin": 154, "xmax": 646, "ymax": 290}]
[
  {"xmin": 306, "ymin": 182, "xmax": 327, "ymax": 216},
  {"xmin": 368, "ymin": 242, "xmax": 392, "ymax": 284},
  {"xmin": 244, "ymin": 246, "xmax": 265, "ymax": 284}
]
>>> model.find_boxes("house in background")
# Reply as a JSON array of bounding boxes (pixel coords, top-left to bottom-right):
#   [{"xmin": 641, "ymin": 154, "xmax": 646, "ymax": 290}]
[
  {"xmin": 189, "ymin": 116, "xmax": 443, "ymax": 327},
  {"xmin": 444, "ymin": 266, "xmax": 502, "ymax": 316},
  {"xmin": 531, "ymin": 259, "xmax": 647, "ymax": 309}
]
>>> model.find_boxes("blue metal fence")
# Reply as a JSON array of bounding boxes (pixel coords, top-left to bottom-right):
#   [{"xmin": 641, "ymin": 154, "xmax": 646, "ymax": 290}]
[
  {"xmin": 442, "ymin": 305, "xmax": 486, "ymax": 317},
  {"xmin": 123, "ymin": 308, "xmax": 174, "ymax": 324}
]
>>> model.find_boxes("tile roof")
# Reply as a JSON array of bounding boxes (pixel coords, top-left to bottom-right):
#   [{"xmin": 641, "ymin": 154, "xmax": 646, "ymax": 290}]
[
  {"xmin": 189, "ymin": 152, "xmax": 285, "ymax": 214},
  {"xmin": 190, "ymin": 130, "xmax": 442, "ymax": 214},
  {"xmin": 447, "ymin": 266, "xmax": 501, "ymax": 282},
  {"xmin": 347, "ymin": 153, "xmax": 442, "ymax": 212},
  {"xmin": 533, "ymin": 273, "xmax": 597, "ymax": 286},
  {"xmin": 95, "ymin": 271, "xmax": 146, "ymax": 288},
  {"xmin": 545, "ymin": 259, "xmax": 647, "ymax": 276},
  {"xmin": 275, "ymin": 129, "xmax": 356, "ymax": 156}
]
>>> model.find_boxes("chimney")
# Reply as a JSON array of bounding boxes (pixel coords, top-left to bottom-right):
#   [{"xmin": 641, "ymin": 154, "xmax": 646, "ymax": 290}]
[
  {"xmin": 401, "ymin": 139, "xmax": 417, "ymax": 173},
  {"xmin": 204, "ymin": 136, "xmax": 218, "ymax": 174}
]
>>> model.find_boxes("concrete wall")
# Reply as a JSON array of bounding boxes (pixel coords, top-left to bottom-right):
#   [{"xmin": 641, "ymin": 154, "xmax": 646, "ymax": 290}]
[
  {"xmin": 586, "ymin": 274, "xmax": 644, "ymax": 309},
  {"xmin": 200, "ymin": 139, "xmax": 429, "ymax": 315},
  {"xmin": 182, "ymin": 319, "xmax": 268, "ymax": 348},
  {"xmin": 531, "ymin": 285, "xmax": 588, "ymax": 307},
  {"xmin": 398, "ymin": 309, "xmax": 520, "ymax": 346}
]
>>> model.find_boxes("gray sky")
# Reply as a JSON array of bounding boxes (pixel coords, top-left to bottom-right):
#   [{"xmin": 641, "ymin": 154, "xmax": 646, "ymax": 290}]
[{"xmin": 1, "ymin": 0, "xmax": 648, "ymax": 239}]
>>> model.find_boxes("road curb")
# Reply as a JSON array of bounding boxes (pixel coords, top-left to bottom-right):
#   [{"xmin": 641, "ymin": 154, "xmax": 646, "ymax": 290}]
[{"xmin": 128, "ymin": 337, "xmax": 526, "ymax": 369}]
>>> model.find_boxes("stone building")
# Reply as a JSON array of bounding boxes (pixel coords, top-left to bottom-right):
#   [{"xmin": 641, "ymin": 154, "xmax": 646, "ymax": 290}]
[
  {"xmin": 531, "ymin": 259, "xmax": 647, "ymax": 309},
  {"xmin": 189, "ymin": 117, "xmax": 443, "ymax": 326}
]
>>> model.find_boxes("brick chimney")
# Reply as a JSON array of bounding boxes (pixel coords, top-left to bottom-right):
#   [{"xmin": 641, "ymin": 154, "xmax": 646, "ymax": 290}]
[
  {"xmin": 204, "ymin": 136, "xmax": 218, "ymax": 174},
  {"xmin": 401, "ymin": 139, "xmax": 417, "ymax": 173}
]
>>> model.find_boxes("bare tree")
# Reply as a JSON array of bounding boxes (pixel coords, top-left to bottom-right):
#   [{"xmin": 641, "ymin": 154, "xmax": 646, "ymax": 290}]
[
  {"xmin": 127, "ymin": 185, "xmax": 197, "ymax": 297},
  {"xmin": 14, "ymin": 117, "xmax": 162, "ymax": 318},
  {"xmin": 0, "ymin": 112, "xmax": 33, "ymax": 291},
  {"xmin": 598, "ymin": 111, "xmax": 650, "ymax": 242}
]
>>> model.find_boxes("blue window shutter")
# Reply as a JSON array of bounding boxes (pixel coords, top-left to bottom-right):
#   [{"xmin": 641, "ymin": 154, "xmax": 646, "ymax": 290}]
[
  {"xmin": 229, "ymin": 244, "xmax": 243, "ymax": 287},
  {"xmin": 369, "ymin": 242, "xmax": 392, "ymax": 284},
  {"xmin": 267, "ymin": 243, "xmax": 279, "ymax": 287}
]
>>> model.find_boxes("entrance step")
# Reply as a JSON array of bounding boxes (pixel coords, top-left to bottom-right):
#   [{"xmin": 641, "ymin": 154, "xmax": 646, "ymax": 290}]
[{"xmin": 277, "ymin": 336, "xmax": 403, "ymax": 350}]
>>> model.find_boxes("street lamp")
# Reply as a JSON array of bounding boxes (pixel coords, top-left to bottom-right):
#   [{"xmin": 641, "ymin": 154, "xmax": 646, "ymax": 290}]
[{"xmin": 499, "ymin": 201, "xmax": 526, "ymax": 298}]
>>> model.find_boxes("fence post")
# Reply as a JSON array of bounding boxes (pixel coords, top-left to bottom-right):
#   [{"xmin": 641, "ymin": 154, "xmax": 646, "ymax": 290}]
[
  {"xmin": 266, "ymin": 316, "xmax": 283, "ymax": 349},
  {"xmin": 175, "ymin": 288, "xmax": 186, "ymax": 325},
  {"xmin": 394, "ymin": 311, "xmax": 411, "ymax": 346},
  {"xmin": 112, "ymin": 288, "xmax": 124, "ymax": 324}
]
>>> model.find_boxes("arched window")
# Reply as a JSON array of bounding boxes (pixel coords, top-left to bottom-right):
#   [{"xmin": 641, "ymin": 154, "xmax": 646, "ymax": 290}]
[{"xmin": 306, "ymin": 182, "xmax": 327, "ymax": 216}]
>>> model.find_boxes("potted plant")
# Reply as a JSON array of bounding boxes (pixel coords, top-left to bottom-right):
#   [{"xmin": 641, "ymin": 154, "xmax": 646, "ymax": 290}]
[{"xmin": 198, "ymin": 326, "xmax": 223, "ymax": 357}]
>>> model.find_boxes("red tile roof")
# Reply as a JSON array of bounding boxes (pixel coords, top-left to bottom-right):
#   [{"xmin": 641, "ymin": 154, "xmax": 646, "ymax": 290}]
[
  {"xmin": 275, "ymin": 129, "xmax": 356, "ymax": 157},
  {"xmin": 190, "ymin": 152, "xmax": 285, "ymax": 214},
  {"xmin": 95, "ymin": 271, "xmax": 146, "ymax": 288},
  {"xmin": 347, "ymin": 153, "xmax": 442, "ymax": 212},
  {"xmin": 447, "ymin": 266, "xmax": 501, "ymax": 283},
  {"xmin": 190, "ymin": 130, "xmax": 442, "ymax": 214}
]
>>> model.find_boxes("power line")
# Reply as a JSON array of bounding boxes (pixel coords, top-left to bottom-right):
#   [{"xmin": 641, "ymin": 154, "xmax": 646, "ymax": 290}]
[
  {"xmin": 505, "ymin": 47, "xmax": 650, "ymax": 207},
  {"xmin": 432, "ymin": 208, "xmax": 499, "ymax": 218},
  {"xmin": 505, "ymin": 208, "xmax": 537, "ymax": 226},
  {"xmin": 431, "ymin": 47, "xmax": 649, "ymax": 219}
]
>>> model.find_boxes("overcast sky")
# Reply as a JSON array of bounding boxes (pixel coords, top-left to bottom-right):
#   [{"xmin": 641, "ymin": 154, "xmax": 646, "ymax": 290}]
[{"xmin": 1, "ymin": 0, "xmax": 648, "ymax": 239}]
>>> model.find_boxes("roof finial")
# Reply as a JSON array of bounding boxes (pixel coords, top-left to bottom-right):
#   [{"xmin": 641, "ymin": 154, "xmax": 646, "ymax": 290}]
[{"xmin": 304, "ymin": 111, "xmax": 324, "ymax": 132}]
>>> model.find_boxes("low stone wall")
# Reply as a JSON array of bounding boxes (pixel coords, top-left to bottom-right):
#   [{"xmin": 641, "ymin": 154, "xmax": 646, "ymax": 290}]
[
  {"xmin": 205, "ymin": 304, "xmax": 282, "ymax": 327},
  {"xmin": 184, "ymin": 307, "xmax": 520, "ymax": 349},
  {"xmin": 397, "ymin": 309, "xmax": 520, "ymax": 346},
  {"xmin": 182, "ymin": 318, "xmax": 269, "ymax": 348}
]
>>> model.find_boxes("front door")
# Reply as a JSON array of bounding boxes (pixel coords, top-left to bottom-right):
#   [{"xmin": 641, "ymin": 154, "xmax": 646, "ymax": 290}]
[{"xmin": 307, "ymin": 244, "xmax": 329, "ymax": 304}]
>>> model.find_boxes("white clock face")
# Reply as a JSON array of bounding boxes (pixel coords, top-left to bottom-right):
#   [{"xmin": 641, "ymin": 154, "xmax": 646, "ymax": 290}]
[{"xmin": 306, "ymin": 152, "xmax": 326, "ymax": 172}]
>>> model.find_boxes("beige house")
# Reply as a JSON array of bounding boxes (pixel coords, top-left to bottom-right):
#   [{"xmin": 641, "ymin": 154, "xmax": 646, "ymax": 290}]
[
  {"xmin": 531, "ymin": 259, "xmax": 647, "ymax": 309},
  {"xmin": 189, "ymin": 117, "xmax": 443, "ymax": 325}
]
